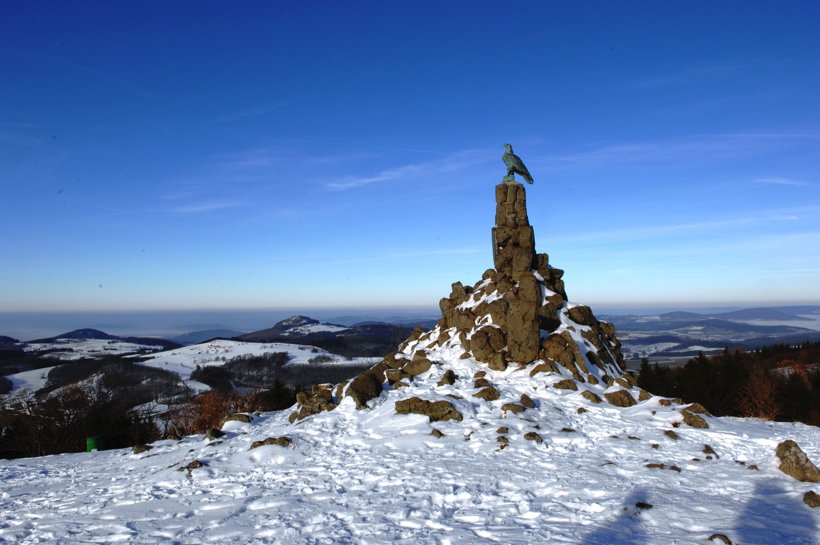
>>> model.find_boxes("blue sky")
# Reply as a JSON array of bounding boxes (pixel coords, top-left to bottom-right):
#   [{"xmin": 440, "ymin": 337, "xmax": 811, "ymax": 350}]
[{"xmin": 2, "ymin": 1, "xmax": 820, "ymax": 314}]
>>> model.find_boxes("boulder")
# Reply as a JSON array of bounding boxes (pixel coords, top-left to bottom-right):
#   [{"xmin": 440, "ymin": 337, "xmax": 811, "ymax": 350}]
[
  {"xmin": 501, "ymin": 403, "xmax": 526, "ymax": 414},
  {"xmin": 681, "ymin": 410, "xmax": 709, "ymax": 429},
  {"xmin": 403, "ymin": 352, "xmax": 433, "ymax": 376},
  {"xmin": 385, "ymin": 369, "xmax": 408, "ymax": 382},
  {"xmin": 473, "ymin": 377, "xmax": 492, "ymax": 388},
  {"xmin": 289, "ymin": 384, "xmax": 337, "ymax": 422},
  {"xmin": 132, "ymin": 444, "xmax": 152, "ymax": 454},
  {"xmin": 395, "ymin": 397, "xmax": 463, "ymax": 422},
  {"xmin": 553, "ymin": 379, "xmax": 578, "ymax": 391},
  {"xmin": 567, "ymin": 305, "xmax": 595, "ymax": 326},
  {"xmin": 604, "ymin": 390, "xmax": 637, "ymax": 407},
  {"xmin": 524, "ymin": 432, "xmax": 543, "ymax": 443},
  {"xmin": 580, "ymin": 390, "xmax": 602, "ymax": 403},
  {"xmin": 520, "ymin": 393, "xmax": 536, "ymax": 408},
  {"xmin": 204, "ymin": 428, "xmax": 225, "ymax": 440},
  {"xmin": 541, "ymin": 332, "xmax": 584, "ymax": 381},
  {"xmin": 529, "ymin": 361, "xmax": 559, "ymax": 376},
  {"xmin": 775, "ymin": 440, "xmax": 820, "ymax": 482},
  {"xmin": 803, "ymin": 491, "xmax": 820, "ymax": 508},
  {"xmin": 473, "ymin": 386, "xmax": 501, "ymax": 401},
  {"xmin": 470, "ymin": 325, "xmax": 506, "ymax": 363},
  {"xmin": 436, "ymin": 369, "xmax": 458, "ymax": 386},
  {"xmin": 250, "ymin": 436, "xmax": 292, "ymax": 450},
  {"xmin": 638, "ymin": 389, "xmax": 652, "ymax": 401},
  {"xmin": 221, "ymin": 413, "xmax": 253, "ymax": 425},
  {"xmin": 345, "ymin": 370, "xmax": 383, "ymax": 409}
]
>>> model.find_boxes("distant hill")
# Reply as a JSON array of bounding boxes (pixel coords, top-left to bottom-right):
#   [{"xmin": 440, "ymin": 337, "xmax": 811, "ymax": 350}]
[
  {"xmin": 0, "ymin": 336, "xmax": 22, "ymax": 350},
  {"xmin": 236, "ymin": 315, "xmax": 413, "ymax": 358},
  {"xmin": 31, "ymin": 328, "xmax": 120, "ymax": 342},
  {"xmin": 169, "ymin": 329, "xmax": 248, "ymax": 345},
  {"xmin": 712, "ymin": 307, "xmax": 803, "ymax": 320},
  {"xmin": 29, "ymin": 328, "xmax": 180, "ymax": 351}
]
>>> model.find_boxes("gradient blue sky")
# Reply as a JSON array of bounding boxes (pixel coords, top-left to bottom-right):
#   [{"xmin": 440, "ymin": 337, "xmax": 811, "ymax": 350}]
[{"xmin": 3, "ymin": 1, "xmax": 820, "ymax": 313}]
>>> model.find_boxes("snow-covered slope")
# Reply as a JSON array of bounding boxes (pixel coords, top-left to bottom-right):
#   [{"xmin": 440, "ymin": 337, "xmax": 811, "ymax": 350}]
[
  {"xmin": 132, "ymin": 339, "xmax": 376, "ymax": 389},
  {"xmin": 23, "ymin": 338, "xmax": 167, "ymax": 361},
  {"xmin": 1, "ymin": 355, "xmax": 818, "ymax": 544},
  {"xmin": 2, "ymin": 181, "xmax": 817, "ymax": 544}
]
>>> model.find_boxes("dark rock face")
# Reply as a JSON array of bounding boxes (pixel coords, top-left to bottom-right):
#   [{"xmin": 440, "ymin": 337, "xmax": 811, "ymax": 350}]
[{"xmin": 775, "ymin": 440, "xmax": 820, "ymax": 482}]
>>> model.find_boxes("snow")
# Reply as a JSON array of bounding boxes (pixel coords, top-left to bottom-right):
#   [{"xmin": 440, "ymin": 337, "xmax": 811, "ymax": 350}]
[
  {"xmin": 23, "ymin": 338, "xmax": 165, "ymax": 361},
  {"xmin": 132, "ymin": 339, "xmax": 377, "ymax": 384},
  {"xmin": 2, "ymin": 345, "xmax": 818, "ymax": 544},
  {"xmin": 4, "ymin": 365, "xmax": 58, "ymax": 392},
  {"xmin": 281, "ymin": 323, "xmax": 350, "ymax": 336}
]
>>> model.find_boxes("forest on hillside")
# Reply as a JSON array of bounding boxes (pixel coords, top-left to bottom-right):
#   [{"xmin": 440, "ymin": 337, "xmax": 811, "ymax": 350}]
[{"xmin": 638, "ymin": 341, "xmax": 820, "ymax": 426}]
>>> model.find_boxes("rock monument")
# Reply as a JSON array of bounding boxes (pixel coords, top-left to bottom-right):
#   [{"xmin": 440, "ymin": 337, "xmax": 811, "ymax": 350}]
[{"xmin": 289, "ymin": 168, "xmax": 635, "ymax": 424}]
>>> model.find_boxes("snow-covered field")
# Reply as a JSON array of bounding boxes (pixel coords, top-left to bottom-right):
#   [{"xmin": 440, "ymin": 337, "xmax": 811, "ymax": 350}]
[
  {"xmin": 281, "ymin": 323, "xmax": 350, "ymax": 336},
  {"xmin": 1, "ymin": 348, "xmax": 818, "ymax": 544},
  {"xmin": 133, "ymin": 339, "xmax": 377, "ymax": 382},
  {"xmin": 3, "ymin": 365, "xmax": 58, "ymax": 392},
  {"xmin": 23, "ymin": 338, "xmax": 166, "ymax": 361}
]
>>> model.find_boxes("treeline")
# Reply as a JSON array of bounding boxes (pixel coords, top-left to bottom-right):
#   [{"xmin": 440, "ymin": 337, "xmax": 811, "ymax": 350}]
[
  {"xmin": 191, "ymin": 352, "xmax": 371, "ymax": 391},
  {"xmin": 0, "ymin": 379, "xmax": 301, "ymax": 459},
  {"xmin": 638, "ymin": 341, "xmax": 820, "ymax": 426},
  {"xmin": 0, "ymin": 352, "xmax": 368, "ymax": 459},
  {"xmin": 0, "ymin": 383, "xmax": 159, "ymax": 459}
]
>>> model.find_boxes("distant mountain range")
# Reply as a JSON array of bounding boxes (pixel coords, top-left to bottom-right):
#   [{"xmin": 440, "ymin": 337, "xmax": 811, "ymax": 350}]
[
  {"xmin": 28, "ymin": 328, "xmax": 181, "ymax": 351},
  {"xmin": 601, "ymin": 306, "xmax": 820, "ymax": 362}
]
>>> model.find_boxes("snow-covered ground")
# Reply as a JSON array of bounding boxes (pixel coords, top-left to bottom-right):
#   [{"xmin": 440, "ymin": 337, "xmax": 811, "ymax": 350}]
[
  {"xmin": 1, "ymin": 347, "xmax": 818, "ymax": 544},
  {"xmin": 132, "ymin": 339, "xmax": 377, "ymax": 382},
  {"xmin": 280, "ymin": 323, "xmax": 350, "ymax": 336},
  {"xmin": 23, "ymin": 338, "xmax": 166, "ymax": 361},
  {"xmin": 3, "ymin": 365, "xmax": 58, "ymax": 392}
]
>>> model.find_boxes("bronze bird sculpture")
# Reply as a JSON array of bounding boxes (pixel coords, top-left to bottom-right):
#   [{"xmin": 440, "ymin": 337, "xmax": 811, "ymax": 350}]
[{"xmin": 502, "ymin": 143, "xmax": 534, "ymax": 184}]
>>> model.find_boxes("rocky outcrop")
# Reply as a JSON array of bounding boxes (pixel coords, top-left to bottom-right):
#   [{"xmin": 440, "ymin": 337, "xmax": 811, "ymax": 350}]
[{"xmin": 289, "ymin": 180, "xmax": 627, "ymax": 423}]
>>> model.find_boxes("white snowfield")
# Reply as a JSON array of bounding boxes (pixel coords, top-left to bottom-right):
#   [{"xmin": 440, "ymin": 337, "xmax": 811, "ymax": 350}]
[
  {"xmin": 23, "ymin": 338, "xmax": 166, "ymax": 361},
  {"xmin": 281, "ymin": 323, "xmax": 351, "ymax": 336},
  {"xmin": 1, "ymin": 346, "xmax": 818, "ymax": 544},
  {"xmin": 132, "ymin": 339, "xmax": 376, "ymax": 382},
  {"xmin": 3, "ymin": 365, "xmax": 58, "ymax": 392}
]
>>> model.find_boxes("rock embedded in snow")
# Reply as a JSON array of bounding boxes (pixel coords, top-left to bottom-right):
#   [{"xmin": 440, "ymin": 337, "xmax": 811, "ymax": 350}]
[
  {"xmin": 249, "ymin": 436, "xmax": 291, "ymax": 449},
  {"xmin": 681, "ymin": 409, "xmax": 709, "ymax": 429},
  {"xmin": 776, "ymin": 440, "xmax": 820, "ymax": 482},
  {"xmin": 394, "ymin": 397, "xmax": 463, "ymax": 422},
  {"xmin": 804, "ymin": 491, "xmax": 820, "ymax": 508},
  {"xmin": 604, "ymin": 389, "xmax": 637, "ymax": 407}
]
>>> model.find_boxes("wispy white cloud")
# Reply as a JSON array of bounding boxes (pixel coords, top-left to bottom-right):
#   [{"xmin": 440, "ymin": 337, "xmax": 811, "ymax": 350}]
[
  {"xmin": 558, "ymin": 213, "xmax": 807, "ymax": 245},
  {"xmin": 756, "ymin": 176, "xmax": 816, "ymax": 187},
  {"xmin": 633, "ymin": 62, "xmax": 748, "ymax": 87},
  {"xmin": 213, "ymin": 97, "xmax": 307, "ymax": 123},
  {"xmin": 171, "ymin": 201, "xmax": 244, "ymax": 214},
  {"xmin": 315, "ymin": 247, "xmax": 483, "ymax": 266},
  {"xmin": 538, "ymin": 133, "xmax": 819, "ymax": 167},
  {"xmin": 327, "ymin": 149, "xmax": 492, "ymax": 190}
]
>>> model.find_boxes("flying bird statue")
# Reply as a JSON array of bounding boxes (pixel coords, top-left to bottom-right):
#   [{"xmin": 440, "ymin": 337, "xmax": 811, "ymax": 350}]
[{"xmin": 502, "ymin": 143, "xmax": 534, "ymax": 184}]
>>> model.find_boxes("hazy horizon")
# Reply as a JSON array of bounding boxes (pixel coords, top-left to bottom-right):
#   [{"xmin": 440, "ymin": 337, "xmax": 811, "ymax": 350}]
[{"xmin": 4, "ymin": 301, "xmax": 820, "ymax": 342}]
